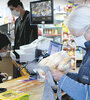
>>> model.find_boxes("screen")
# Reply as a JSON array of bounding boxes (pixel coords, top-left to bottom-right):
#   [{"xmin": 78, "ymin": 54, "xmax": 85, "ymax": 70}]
[
  {"xmin": 30, "ymin": 0, "xmax": 53, "ymax": 24},
  {"xmin": 48, "ymin": 41, "xmax": 62, "ymax": 55}
]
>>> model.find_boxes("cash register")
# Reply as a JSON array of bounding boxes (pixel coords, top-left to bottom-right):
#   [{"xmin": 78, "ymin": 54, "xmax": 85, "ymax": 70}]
[{"xmin": 10, "ymin": 40, "xmax": 62, "ymax": 63}]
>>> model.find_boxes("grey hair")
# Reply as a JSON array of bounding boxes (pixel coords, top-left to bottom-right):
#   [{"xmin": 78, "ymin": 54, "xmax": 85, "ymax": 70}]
[{"xmin": 67, "ymin": 4, "xmax": 90, "ymax": 36}]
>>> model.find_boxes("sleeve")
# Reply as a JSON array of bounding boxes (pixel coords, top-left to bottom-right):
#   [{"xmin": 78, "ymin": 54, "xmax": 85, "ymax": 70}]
[
  {"xmin": 67, "ymin": 72, "xmax": 78, "ymax": 81},
  {"xmin": 0, "ymin": 56, "xmax": 2, "ymax": 61},
  {"xmin": 0, "ymin": 72, "xmax": 2, "ymax": 78},
  {"xmin": 58, "ymin": 74, "xmax": 88, "ymax": 100},
  {"xmin": 25, "ymin": 14, "xmax": 38, "ymax": 44},
  {"xmin": 0, "ymin": 73, "xmax": 3, "ymax": 83},
  {"xmin": 13, "ymin": 19, "xmax": 19, "ymax": 50}
]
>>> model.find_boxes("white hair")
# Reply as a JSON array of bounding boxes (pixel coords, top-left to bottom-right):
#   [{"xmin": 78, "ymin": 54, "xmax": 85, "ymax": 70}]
[{"xmin": 67, "ymin": 5, "xmax": 90, "ymax": 36}]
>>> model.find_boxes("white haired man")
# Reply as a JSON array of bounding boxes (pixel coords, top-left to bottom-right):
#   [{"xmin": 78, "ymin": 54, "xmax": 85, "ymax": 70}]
[{"xmin": 51, "ymin": 5, "xmax": 90, "ymax": 100}]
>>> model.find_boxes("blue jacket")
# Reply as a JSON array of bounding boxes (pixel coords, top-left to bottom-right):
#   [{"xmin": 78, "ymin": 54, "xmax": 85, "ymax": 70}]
[{"xmin": 58, "ymin": 41, "xmax": 90, "ymax": 100}]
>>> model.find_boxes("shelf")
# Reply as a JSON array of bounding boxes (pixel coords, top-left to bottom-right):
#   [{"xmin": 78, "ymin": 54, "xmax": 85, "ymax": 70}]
[
  {"xmin": 71, "ymin": 56, "xmax": 75, "ymax": 59},
  {"xmin": 63, "ymin": 48, "xmax": 75, "ymax": 51},
  {"xmin": 63, "ymin": 38, "xmax": 68, "ymax": 41},
  {"xmin": 63, "ymin": 38, "xmax": 74, "ymax": 41},
  {"xmin": 63, "ymin": 32, "xmax": 69, "ymax": 34},
  {"xmin": 44, "ymin": 34, "xmax": 61, "ymax": 36},
  {"xmin": 70, "ymin": 39, "xmax": 74, "ymax": 41},
  {"xmin": 43, "ymin": 27, "xmax": 62, "ymax": 29},
  {"xmin": 54, "ymin": 12, "xmax": 66, "ymax": 15},
  {"xmin": 76, "ymin": 59, "xmax": 83, "ymax": 61},
  {"xmin": 54, "ymin": 20, "xmax": 64, "ymax": 22},
  {"xmin": 54, "ymin": 10, "xmax": 66, "ymax": 15}
]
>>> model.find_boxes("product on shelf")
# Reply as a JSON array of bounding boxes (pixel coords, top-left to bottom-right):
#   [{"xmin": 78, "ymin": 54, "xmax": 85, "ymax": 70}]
[
  {"xmin": 41, "ymin": 25, "xmax": 62, "ymax": 43},
  {"xmin": 38, "ymin": 28, "xmax": 43, "ymax": 36},
  {"xmin": 62, "ymin": 23, "xmax": 76, "ymax": 69}
]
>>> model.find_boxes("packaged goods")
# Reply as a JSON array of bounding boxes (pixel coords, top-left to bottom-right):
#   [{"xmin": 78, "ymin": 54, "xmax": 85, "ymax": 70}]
[
  {"xmin": 0, "ymin": 90, "xmax": 29, "ymax": 100},
  {"xmin": 39, "ymin": 51, "xmax": 71, "ymax": 73}
]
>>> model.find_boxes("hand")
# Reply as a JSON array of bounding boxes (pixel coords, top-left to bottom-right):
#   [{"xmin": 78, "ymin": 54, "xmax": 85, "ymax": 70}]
[
  {"xmin": 50, "ymin": 69, "xmax": 64, "ymax": 82},
  {"xmin": 0, "ymin": 73, "xmax": 8, "ymax": 79}
]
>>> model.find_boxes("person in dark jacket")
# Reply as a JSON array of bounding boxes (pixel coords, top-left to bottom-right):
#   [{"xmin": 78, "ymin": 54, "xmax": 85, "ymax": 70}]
[
  {"xmin": 7, "ymin": 0, "xmax": 38, "ymax": 78},
  {"xmin": 50, "ymin": 5, "xmax": 90, "ymax": 100},
  {"xmin": 0, "ymin": 31, "xmax": 10, "ymax": 83},
  {"xmin": 7, "ymin": 0, "xmax": 38, "ymax": 50}
]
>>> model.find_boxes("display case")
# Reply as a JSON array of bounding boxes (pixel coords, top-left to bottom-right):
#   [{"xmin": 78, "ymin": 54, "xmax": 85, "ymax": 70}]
[
  {"xmin": 43, "ymin": 26, "xmax": 62, "ymax": 43},
  {"xmin": 62, "ymin": 24, "xmax": 76, "ymax": 69},
  {"xmin": 38, "ymin": 10, "xmax": 67, "ymax": 43},
  {"xmin": 38, "ymin": 24, "xmax": 62, "ymax": 43}
]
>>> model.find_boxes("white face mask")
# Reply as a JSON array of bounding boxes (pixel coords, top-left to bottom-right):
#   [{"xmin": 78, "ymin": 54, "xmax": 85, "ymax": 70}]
[
  {"xmin": 0, "ymin": 52, "xmax": 7, "ymax": 57},
  {"xmin": 12, "ymin": 10, "xmax": 20, "ymax": 17},
  {"xmin": 74, "ymin": 35, "xmax": 87, "ymax": 48}
]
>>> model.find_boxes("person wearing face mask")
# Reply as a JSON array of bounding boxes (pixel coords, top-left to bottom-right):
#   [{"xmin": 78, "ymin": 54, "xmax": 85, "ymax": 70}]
[
  {"xmin": 49, "ymin": 5, "xmax": 90, "ymax": 100},
  {"xmin": 7, "ymin": 0, "xmax": 38, "ymax": 50},
  {"xmin": 0, "ymin": 32, "xmax": 10, "ymax": 83},
  {"xmin": 7, "ymin": 0, "xmax": 38, "ymax": 78}
]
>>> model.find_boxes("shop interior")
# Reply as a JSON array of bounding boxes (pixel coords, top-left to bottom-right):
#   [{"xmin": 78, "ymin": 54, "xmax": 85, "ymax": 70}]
[{"xmin": 0, "ymin": 0, "xmax": 89, "ymax": 100}]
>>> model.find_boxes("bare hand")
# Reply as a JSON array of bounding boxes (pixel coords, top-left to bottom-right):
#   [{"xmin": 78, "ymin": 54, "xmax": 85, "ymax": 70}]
[
  {"xmin": 1, "ymin": 73, "xmax": 8, "ymax": 79},
  {"xmin": 50, "ymin": 69, "xmax": 64, "ymax": 82}
]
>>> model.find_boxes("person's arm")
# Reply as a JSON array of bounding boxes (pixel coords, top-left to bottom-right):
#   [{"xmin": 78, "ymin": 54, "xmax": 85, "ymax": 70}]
[
  {"xmin": 58, "ymin": 74, "xmax": 88, "ymax": 100},
  {"xmin": 13, "ymin": 19, "xmax": 19, "ymax": 50},
  {"xmin": 0, "ymin": 72, "xmax": 8, "ymax": 83},
  {"xmin": 0, "ymin": 73, "xmax": 8, "ymax": 79},
  {"xmin": 25, "ymin": 14, "xmax": 38, "ymax": 44},
  {"xmin": 0, "ymin": 56, "xmax": 2, "ymax": 61}
]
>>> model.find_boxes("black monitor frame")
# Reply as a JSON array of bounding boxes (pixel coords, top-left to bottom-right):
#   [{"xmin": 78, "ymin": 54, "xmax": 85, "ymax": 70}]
[
  {"xmin": 48, "ymin": 41, "xmax": 62, "ymax": 55},
  {"xmin": 30, "ymin": 0, "xmax": 53, "ymax": 24}
]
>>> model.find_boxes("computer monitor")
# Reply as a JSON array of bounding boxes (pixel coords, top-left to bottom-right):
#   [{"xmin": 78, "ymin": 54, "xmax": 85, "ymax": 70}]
[
  {"xmin": 48, "ymin": 41, "xmax": 62, "ymax": 55},
  {"xmin": 30, "ymin": 0, "xmax": 53, "ymax": 24}
]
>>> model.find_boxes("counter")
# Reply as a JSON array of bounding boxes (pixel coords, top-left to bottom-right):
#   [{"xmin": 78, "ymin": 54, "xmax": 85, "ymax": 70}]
[{"xmin": 0, "ymin": 76, "xmax": 44, "ymax": 100}]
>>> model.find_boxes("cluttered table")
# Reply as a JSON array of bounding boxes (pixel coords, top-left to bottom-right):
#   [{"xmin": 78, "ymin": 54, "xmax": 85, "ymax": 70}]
[
  {"xmin": 7, "ymin": 57, "xmax": 79, "ymax": 100},
  {"xmin": 0, "ymin": 76, "xmax": 44, "ymax": 100}
]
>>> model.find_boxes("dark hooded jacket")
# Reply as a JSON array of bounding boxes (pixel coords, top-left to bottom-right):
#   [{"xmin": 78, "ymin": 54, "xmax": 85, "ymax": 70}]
[
  {"xmin": 14, "ymin": 11, "xmax": 38, "ymax": 49},
  {"xmin": 78, "ymin": 41, "xmax": 90, "ymax": 84}
]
